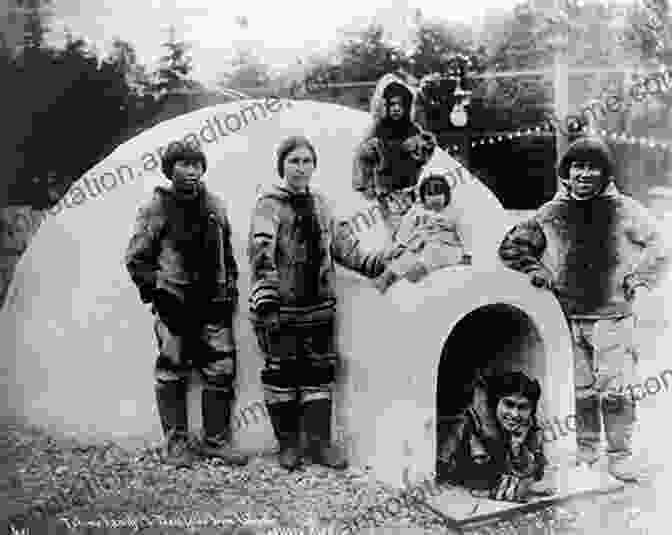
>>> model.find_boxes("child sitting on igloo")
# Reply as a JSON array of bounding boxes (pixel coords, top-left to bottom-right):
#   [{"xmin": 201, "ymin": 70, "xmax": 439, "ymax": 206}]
[{"xmin": 373, "ymin": 172, "xmax": 471, "ymax": 293}]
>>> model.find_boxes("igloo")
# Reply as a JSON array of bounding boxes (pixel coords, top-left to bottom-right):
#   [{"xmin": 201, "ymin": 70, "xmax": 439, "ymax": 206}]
[{"xmin": 1, "ymin": 99, "xmax": 593, "ymax": 515}]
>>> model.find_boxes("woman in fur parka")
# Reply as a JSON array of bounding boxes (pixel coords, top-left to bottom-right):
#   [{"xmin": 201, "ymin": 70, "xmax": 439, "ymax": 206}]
[{"xmin": 249, "ymin": 135, "xmax": 387, "ymax": 471}]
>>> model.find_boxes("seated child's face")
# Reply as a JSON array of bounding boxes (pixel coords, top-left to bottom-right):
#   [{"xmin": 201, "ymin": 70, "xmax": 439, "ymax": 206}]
[
  {"xmin": 496, "ymin": 394, "xmax": 532, "ymax": 435},
  {"xmin": 423, "ymin": 179, "xmax": 450, "ymax": 212},
  {"xmin": 424, "ymin": 192, "xmax": 447, "ymax": 212}
]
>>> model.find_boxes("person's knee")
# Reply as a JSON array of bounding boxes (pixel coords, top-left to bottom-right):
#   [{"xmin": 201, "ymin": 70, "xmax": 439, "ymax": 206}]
[
  {"xmin": 299, "ymin": 359, "xmax": 336, "ymax": 387},
  {"xmin": 155, "ymin": 354, "xmax": 189, "ymax": 384},
  {"xmin": 201, "ymin": 351, "xmax": 236, "ymax": 389},
  {"xmin": 261, "ymin": 362, "xmax": 299, "ymax": 388}
]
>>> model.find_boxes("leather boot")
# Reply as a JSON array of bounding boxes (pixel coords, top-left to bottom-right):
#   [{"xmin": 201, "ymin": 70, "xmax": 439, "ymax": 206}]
[
  {"xmin": 301, "ymin": 398, "xmax": 348, "ymax": 470},
  {"xmin": 266, "ymin": 401, "xmax": 302, "ymax": 471},
  {"xmin": 199, "ymin": 388, "xmax": 249, "ymax": 466},
  {"xmin": 574, "ymin": 396, "xmax": 602, "ymax": 466},
  {"xmin": 603, "ymin": 396, "xmax": 640, "ymax": 482},
  {"xmin": 155, "ymin": 380, "xmax": 194, "ymax": 468}
]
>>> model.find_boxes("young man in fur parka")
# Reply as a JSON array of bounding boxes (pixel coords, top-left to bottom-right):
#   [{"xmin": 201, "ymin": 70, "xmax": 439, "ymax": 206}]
[
  {"xmin": 125, "ymin": 142, "xmax": 248, "ymax": 468},
  {"xmin": 352, "ymin": 73, "xmax": 437, "ymax": 238},
  {"xmin": 498, "ymin": 137, "xmax": 670, "ymax": 483}
]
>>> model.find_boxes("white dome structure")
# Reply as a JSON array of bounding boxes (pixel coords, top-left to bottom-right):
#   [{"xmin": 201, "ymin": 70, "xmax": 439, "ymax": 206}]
[{"xmin": 0, "ymin": 99, "xmax": 575, "ymax": 491}]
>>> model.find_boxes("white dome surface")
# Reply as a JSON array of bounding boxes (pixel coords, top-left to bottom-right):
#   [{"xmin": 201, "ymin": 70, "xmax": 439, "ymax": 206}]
[{"xmin": 0, "ymin": 100, "xmax": 574, "ymax": 488}]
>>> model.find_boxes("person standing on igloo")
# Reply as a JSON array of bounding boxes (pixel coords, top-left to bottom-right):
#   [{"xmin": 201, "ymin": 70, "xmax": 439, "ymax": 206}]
[
  {"xmin": 125, "ymin": 142, "xmax": 248, "ymax": 469},
  {"xmin": 249, "ymin": 136, "xmax": 387, "ymax": 471},
  {"xmin": 499, "ymin": 137, "xmax": 670, "ymax": 483},
  {"xmin": 352, "ymin": 73, "xmax": 437, "ymax": 241}
]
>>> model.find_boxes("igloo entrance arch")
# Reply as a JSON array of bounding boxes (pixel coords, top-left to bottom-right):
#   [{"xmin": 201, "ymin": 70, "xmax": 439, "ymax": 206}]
[
  {"xmin": 1, "ymin": 99, "xmax": 592, "ymax": 503},
  {"xmin": 435, "ymin": 304, "xmax": 548, "ymax": 479}
]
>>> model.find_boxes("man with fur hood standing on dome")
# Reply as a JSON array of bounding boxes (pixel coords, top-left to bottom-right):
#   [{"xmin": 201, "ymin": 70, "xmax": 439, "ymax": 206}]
[
  {"xmin": 352, "ymin": 73, "xmax": 437, "ymax": 239},
  {"xmin": 499, "ymin": 137, "xmax": 670, "ymax": 483}
]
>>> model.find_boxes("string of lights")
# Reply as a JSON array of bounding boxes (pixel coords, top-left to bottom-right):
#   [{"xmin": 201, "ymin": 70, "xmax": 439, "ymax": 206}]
[{"xmin": 441, "ymin": 125, "xmax": 672, "ymax": 155}]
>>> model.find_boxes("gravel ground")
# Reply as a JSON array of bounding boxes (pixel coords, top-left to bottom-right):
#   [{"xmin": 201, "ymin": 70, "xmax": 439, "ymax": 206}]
[{"xmin": 0, "ymin": 415, "xmax": 666, "ymax": 535}]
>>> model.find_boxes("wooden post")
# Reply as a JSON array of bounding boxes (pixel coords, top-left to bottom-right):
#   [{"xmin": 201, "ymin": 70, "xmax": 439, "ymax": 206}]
[{"xmin": 552, "ymin": 0, "xmax": 570, "ymax": 189}]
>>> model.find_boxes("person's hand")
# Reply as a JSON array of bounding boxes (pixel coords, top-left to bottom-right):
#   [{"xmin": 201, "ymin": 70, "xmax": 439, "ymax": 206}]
[
  {"xmin": 152, "ymin": 288, "xmax": 187, "ymax": 334},
  {"xmin": 373, "ymin": 275, "xmax": 391, "ymax": 294},
  {"xmin": 630, "ymin": 285, "xmax": 665, "ymax": 330},
  {"xmin": 257, "ymin": 306, "xmax": 280, "ymax": 333},
  {"xmin": 361, "ymin": 186, "xmax": 377, "ymax": 202},
  {"xmin": 526, "ymin": 479, "xmax": 557, "ymax": 497},
  {"xmin": 529, "ymin": 269, "xmax": 554, "ymax": 291},
  {"xmin": 405, "ymin": 262, "xmax": 429, "ymax": 283},
  {"xmin": 401, "ymin": 136, "xmax": 420, "ymax": 155}
]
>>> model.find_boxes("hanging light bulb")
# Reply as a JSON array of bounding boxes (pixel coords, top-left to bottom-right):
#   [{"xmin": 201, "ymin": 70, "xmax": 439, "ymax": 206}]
[{"xmin": 450, "ymin": 103, "xmax": 468, "ymax": 127}]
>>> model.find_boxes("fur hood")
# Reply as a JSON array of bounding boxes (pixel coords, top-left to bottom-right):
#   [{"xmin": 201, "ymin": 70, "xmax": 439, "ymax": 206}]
[{"xmin": 369, "ymin": 73, "xmax": 422, "ymax": 126}]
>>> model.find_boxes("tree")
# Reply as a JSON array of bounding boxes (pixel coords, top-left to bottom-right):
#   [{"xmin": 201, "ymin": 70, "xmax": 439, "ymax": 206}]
[
  {"xmin": 152, "ymin": 26, "xmax": 197, "ymax": 97},
  {"xmin": 217, "ymin": 48, "xmax": 271, "ymax": 90},
  {"xmin": 107, "ymin": 38, "xmax": 151, "ymax": 95},
  {"xmin": 338, "ymin": 25, "xmax": 406, "ymax": 82},
  {"xmin": 623, "ymin": 0, "xmax": 672, "ymax": 65},
  {"xmin": 408, "ymin": 22, "xmax": 473, "ymax": 77},
  {"xmin": 5, "ymin": 31, "xmax": 141, "ymax": 208},
  {"xmin": 19, "ymin": 0, "xmax": 53, "ymax": 51}
]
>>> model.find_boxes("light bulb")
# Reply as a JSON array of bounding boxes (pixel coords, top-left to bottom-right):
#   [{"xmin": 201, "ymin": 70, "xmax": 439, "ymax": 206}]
[{"xmin": 450, "ymin": 105, "xmax": 468, "ymax": 127}]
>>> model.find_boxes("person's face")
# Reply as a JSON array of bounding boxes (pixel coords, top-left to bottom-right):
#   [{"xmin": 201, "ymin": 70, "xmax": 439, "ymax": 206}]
[
  {"xmin": 283, "ymin": 146, "xmax": 315, "ymax": 192},
  {"xmin": 424, "ymin": 193, "xmax": 447, "ymax": 212},
  {"xmin": 568, "ymin": 160, "xmax": 604, "ymax": 200},
  {"xmin": 496, "ymin": 394, "xmax": 533, "ymax": 434},
  {"xmin": 423, "ymin": 180, "xmax": 449, "ymax": 212},
  {"xmin": 387, "ymin": 96, "xmax": 405, "ymax": 120},
  {"xmin": 172, "ymin": 159, "xmax": 204, "ymax": 197}
]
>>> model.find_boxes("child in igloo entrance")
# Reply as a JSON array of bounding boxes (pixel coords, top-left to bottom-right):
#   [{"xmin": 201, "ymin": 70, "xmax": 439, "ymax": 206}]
[
  {"xmin": 437, "ymin": 371, "xmax": 553, "ymax": 503},
  {"xmin": 374, "ymin": 172, "xmax": 471, "ymax": 293}
]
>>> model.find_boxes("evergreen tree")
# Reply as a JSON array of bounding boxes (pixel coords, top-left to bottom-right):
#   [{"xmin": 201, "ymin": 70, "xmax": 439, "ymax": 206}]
[
  {"xmin": 218, "ymin": 48, "xmax": 271, "ymax": 90},
  {"xmin": 152, "ymin": 26, "xmax": 197, "ymax": 97}
]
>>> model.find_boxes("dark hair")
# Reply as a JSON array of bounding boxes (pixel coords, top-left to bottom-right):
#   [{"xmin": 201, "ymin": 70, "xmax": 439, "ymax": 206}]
[
  {"xmin": 486, "ymin": 371, "xmax": 542, "ymax": 417},
  {"xmin": 276, "ymin": 135, "xmax": 317, "ymax": 178},
  {"xmin": 383, "ymin": 81, "xmax": 413, "ymax": 111},
  {"xmin": 419, "ymin": 174, "xmax": 452, "ymax": 205},
  {"xmin": 161, "ymin": 141, "xmax": 207, "ymax": 180},
  {"xmin": 557, "ymin": 136, "xmax": 615, "ymax": 181}
]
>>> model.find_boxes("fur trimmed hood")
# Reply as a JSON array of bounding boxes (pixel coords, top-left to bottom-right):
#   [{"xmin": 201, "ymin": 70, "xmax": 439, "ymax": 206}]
[{"xmin": 369, "ymin": 73, "xmax": 422, "ymax": 125}]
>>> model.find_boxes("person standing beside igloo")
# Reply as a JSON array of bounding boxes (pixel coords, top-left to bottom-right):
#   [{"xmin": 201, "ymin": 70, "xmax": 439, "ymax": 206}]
[
  {"xmin": 498, "ymin": 137, "xmax": 671, "ymax": 483},
  {"xmin": 125, "ymin": 142, "xmax": 249, "ymax": 469},
  {"xmin": 249, "ymin": 135, "xmax": 387, "ymax": 471},
  {"xmin": 352, "ymin": 73, "xmax": 437, "ymax": 242}
]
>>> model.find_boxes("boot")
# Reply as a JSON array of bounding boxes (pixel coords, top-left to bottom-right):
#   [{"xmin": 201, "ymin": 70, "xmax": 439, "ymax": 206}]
[
  {"xmin": 603, "ymin": 397, "xmax": 640, "ymax": 483},
  {"xmin": 301, "ymin": 398, "xmax": 348, "ymax": 470},
  {"xmin": 155, "ymin": 380, "xmax": 195, "ymax": 468},
  {"xmin": 574, "ymin": 396, "xmax": 602, "ymax": 466},
  {"xmin": 266, "ymin": 401, "xmax": 302, "ymax": 470},
  {"xmin": 199, "ymin": 388, "xmax": 249, "ymax": 466}
]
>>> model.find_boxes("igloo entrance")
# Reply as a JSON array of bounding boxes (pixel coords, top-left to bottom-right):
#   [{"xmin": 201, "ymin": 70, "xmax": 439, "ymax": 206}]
[
  {"xmin": 425, "ymin": 305, "xmax": 625, "ymax": 528},
  {"xmin": 435, "ymin": 303, "xmax": 546, "ymax": 481}
]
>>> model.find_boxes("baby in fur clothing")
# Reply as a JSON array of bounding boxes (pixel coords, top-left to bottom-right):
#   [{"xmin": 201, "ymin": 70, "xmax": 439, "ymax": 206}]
[{"xmin": 374, "ymin": 172, "xmax": 470, "ymax": 294}]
